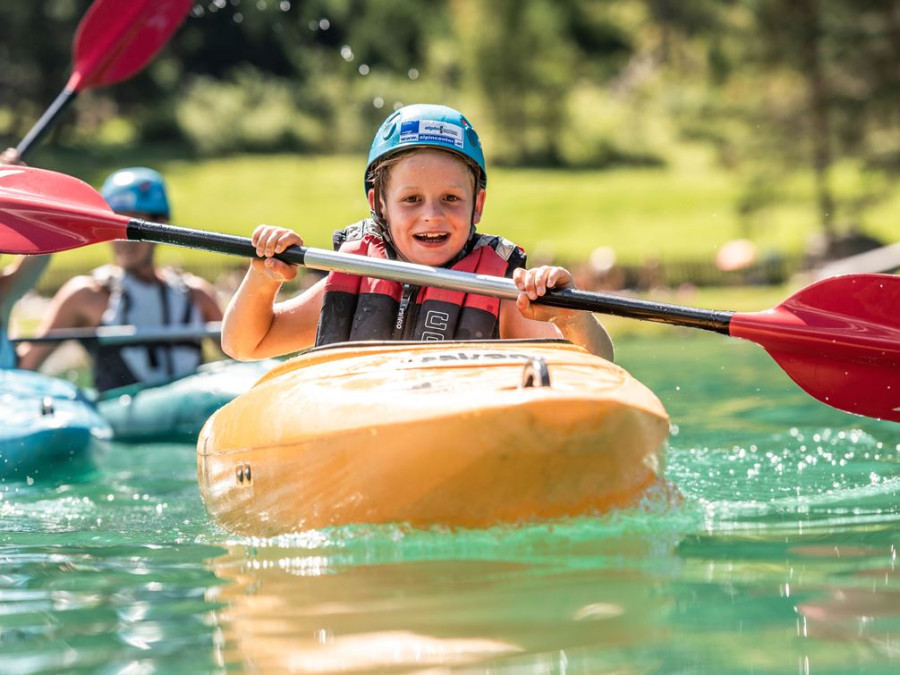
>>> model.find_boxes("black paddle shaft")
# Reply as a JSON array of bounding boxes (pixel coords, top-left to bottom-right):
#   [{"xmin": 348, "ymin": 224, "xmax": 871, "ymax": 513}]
[
  {"xmin": 16, "ymin": 89, "xmax": 78, "ymax": 159},
  {"xmin": 127, "ymin": 218, "xmax": 734, "ymax": 334}
]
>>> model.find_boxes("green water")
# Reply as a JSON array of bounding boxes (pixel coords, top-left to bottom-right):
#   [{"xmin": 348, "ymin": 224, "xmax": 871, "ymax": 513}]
[{"xmin": 1, "ymin": 334, "xmax": 897, "ymax": 673}]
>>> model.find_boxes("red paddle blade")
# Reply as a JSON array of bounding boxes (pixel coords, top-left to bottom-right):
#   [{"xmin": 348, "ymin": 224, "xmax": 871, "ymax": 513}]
[
  {"xmin": 0, "ymin": 166, "xmax": 127, "ymax": 254},
  {"xmin": 68, "ymin": 0, "xmax": 194, "ymax": 91},
  {"xmin": 730, "ymin": 274, "xmax": 900, "ymax": 421}
]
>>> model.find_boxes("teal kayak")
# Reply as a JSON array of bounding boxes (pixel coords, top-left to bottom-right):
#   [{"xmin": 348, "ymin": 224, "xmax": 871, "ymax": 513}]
[
  {"xmin": 0, "ymin": 369, "xmax": 112, "ymax": 483},
  {"xmin": 97, "ymin": 359, "xmax": 279, "ymax": 443}
]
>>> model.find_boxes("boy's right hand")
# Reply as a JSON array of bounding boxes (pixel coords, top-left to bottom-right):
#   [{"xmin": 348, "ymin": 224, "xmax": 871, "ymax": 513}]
[{"xmin": 250, "ymin": 224, "xmax": 303, "ymax": 282}]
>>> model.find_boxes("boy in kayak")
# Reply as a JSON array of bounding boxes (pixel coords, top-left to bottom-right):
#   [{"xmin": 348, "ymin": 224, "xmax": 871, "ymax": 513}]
[
  {"xmin": 222, "ymin": 104, "xmax": 614, "ymax": 360},
  {"xmin": 0, "ymin": 148, "xmax": 50, "ymax": 368},
  {"xmin": 17, "ymin": 167, "xmax": 223, "ymax": 390}
]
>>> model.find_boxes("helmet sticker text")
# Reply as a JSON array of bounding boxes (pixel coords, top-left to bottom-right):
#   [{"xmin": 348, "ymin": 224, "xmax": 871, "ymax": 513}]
[{"xmin": 399, "ymin": 120, "xmax": 464, "ymax": 149}]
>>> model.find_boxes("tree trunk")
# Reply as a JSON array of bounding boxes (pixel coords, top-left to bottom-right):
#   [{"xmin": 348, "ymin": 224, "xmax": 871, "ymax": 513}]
[{"xmin": 797, "ymin": 0, "xmax": 835, "ymax": 237}]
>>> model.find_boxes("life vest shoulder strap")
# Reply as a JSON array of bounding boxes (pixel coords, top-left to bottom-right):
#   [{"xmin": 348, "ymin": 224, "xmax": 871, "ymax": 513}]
[{"xmin": 332, "ymin": 219, "xmax": 380, "ymax": 251}]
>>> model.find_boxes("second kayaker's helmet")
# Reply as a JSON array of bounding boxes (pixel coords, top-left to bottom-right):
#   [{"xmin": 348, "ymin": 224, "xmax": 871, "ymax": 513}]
[
  {"xmin": 100, "ymin": 167, "xmax": 170, "ymax": 219},
  {"xmin": 365, "ymin": 104, "xmax": 487, "ymax": 196}
]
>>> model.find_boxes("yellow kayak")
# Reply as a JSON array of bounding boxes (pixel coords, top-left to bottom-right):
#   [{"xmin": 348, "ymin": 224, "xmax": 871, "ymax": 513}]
[{"xmin": 197, "ymin": 340, "xmax": 669, "ymax": 535}]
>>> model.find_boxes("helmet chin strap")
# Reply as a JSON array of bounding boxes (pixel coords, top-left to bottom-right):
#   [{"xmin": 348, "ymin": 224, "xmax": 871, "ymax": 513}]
[{"xmin": 369, "ymin": 196, "xmax": 402, "ymax": 261}]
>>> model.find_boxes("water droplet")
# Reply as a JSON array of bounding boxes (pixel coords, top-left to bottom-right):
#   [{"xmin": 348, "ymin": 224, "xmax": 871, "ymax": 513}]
[
  {"xmin": 319, "ymin": 18, "xmax": 330, "ymax": 30},
  {"xmin": 233, "ymin": 11, "xmax": 243, "ymax": 23},
  {"xmin": 373, "ymin": 96, "xmax": 384, "ymax": 109},
  {"xmin": 279, "ymin": 1, "xmax": 291, "ymax": 11},
  {"xmin": 408, "ymin": 68, "xmax": 419, "ymax": 80},
  {"xmin": 358, "ymin": 64, "xmax": 370, "ymax": 76},
  {"xmin": 341, "ymin": 45, "xmax": 354, "ymax": 61}
]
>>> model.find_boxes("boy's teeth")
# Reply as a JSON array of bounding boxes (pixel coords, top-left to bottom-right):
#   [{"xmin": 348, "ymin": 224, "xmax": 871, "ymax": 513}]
[{"xmin": 416, "ymin": 233, "xmax": 446, "ymax": 240}]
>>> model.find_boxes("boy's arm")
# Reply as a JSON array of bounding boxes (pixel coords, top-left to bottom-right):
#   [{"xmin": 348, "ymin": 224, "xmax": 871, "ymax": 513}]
[
  {"xmin": 499, "ymin": 265, "xmax": 614, "ymax": 361},
  {"xmin": 221, "ymin": 267, "xmax": 327, "ymax": 361},
  {"xmin": 499, "ymin": 300, "xmax": 614, "ymax": 361}
]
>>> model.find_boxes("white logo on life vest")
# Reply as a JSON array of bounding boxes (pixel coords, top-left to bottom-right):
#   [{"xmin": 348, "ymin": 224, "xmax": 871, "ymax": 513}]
[{"xmin": 424, "ymin": 310, "xmax": 450, "ymax": 332}]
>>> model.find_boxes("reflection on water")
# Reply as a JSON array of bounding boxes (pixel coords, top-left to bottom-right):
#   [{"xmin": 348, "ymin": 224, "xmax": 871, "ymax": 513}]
[
  {"xmin": 208, "ymin": 513, "xmax": 682, "ymax": 672},
  {"xmin": 0, "ymin": 334, "xmax": 898, "ymax": 672}
]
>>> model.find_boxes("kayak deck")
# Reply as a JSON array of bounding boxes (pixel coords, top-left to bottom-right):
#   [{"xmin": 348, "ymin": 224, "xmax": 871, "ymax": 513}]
[{"xmin": 198, "ymin": 340, "xmax": 670, "ymax": 535}]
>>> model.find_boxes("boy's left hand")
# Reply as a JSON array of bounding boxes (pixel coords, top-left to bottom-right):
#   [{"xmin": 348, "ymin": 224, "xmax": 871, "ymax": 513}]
[{"xmin": 513, "ymin": 266, "xmax": 580, "ymax": 324}]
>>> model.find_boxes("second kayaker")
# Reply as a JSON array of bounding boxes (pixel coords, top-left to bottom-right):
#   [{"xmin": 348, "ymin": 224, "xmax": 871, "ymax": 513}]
[
  {"xmin": 17, "ymin": 167, "xmax": 224, "ymax": 391},
  {"xmin": 221, "ymin": 104, "xmax": 614, "ymax": 361}
]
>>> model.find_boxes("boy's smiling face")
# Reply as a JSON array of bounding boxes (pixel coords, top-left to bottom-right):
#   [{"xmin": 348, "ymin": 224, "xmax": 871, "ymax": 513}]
[{"xmin": 371, "ymin": 149, "xmax": 485, "ymax": 266}]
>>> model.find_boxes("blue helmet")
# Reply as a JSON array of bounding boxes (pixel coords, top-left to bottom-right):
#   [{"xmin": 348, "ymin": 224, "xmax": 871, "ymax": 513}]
[
  {"xmin": 365, "ymin": 104, "xmax": 486, "ymax": 193},
  {"xmin": 100, "ymin": 167, "xmax": 170, "ymax": 218}
]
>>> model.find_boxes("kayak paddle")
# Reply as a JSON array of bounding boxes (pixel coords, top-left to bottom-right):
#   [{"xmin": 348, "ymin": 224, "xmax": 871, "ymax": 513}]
[
  {"xmin": 15, "ymin": 0, "xmax": 194, "ymax": 159},
  {"xmin": 0, "ymin": 165, "xmax": 897, "ymax": 422},
  {"xmin": 11, "ymin": 322, "xmax": 222, "ymax": 347}
]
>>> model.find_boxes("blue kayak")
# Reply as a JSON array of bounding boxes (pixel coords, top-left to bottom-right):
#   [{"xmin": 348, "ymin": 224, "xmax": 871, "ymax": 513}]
[
  {"xmin": 97, "ymin": 359, "xmax": 279, "ymax": 444},
  {"xmin": 0, "ymin": 369, "xmax": 112, "ymax": 483}
]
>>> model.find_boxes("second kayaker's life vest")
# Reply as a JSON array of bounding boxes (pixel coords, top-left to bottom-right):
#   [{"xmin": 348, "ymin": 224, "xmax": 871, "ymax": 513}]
[
  {"xmin": 90, "ymin": 266, "xmax": 205, "ymax": 392},
  {"xmin": 315, "ymin": 220, "xmax": 527, "ymax": 346}
]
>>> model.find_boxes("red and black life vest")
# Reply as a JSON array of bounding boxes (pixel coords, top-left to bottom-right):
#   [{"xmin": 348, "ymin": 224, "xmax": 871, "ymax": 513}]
[{"xmin": 314, "ymin": 220, "xmax": 527, "ymax": 346}]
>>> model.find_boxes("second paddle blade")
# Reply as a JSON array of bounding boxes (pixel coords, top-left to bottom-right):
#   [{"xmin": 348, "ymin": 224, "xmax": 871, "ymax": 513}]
[{"xmin": 70, "ymin": 0, "xmax": 194, "ymax": 90}]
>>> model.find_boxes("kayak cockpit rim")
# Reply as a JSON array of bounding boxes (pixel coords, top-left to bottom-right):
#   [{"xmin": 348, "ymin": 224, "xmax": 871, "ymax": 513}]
[{"xmin": 296, "ymin": 337, "xmax": 574, "ymax": 358}]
